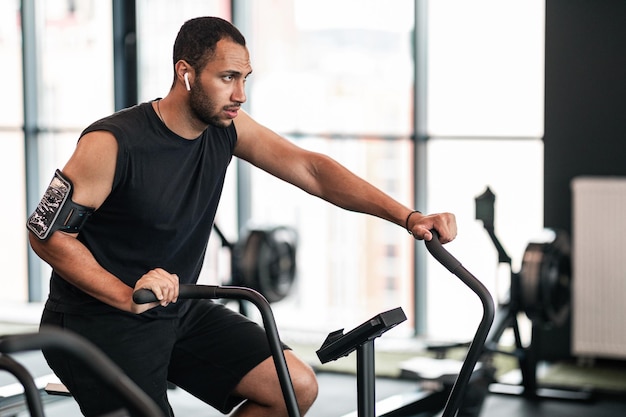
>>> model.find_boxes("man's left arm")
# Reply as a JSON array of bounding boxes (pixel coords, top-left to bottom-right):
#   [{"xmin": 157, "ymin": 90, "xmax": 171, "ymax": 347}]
[{"xmin": 233, "ymin": 111, "xmax": 456, "ymax": 242}]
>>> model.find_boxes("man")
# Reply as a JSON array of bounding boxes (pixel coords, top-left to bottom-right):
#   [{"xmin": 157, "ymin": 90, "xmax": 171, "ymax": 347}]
[{"xmin": 27, "ymin": 16, "xmax": 456, "ymax": 417}]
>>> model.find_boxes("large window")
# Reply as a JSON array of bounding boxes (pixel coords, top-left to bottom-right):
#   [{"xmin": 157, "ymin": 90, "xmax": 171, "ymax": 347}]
[
  {"xmin": 3, "ymin": 0, "xmax": 114, "ymax": 301},
  {"xmin": 7, "ymin": 1, "xmax": 545, "ymax": 345},
  {"xmin": 0, "ymin": 1, "xmax": 26, "ymax": 301},
  {"xmin": 239, "ymin": 0, "xmax": 545, "ymax": 341},
  {"xmin": 26, "ymin": 0, "xmax": 114, "ymax": 300},
  {"xmin": 239, "ymin": 0, "xmax": 416, "ymax": 334},
  {"xmin": 425, "ymin": 0, "xmax": 545, "ymax": 340}
]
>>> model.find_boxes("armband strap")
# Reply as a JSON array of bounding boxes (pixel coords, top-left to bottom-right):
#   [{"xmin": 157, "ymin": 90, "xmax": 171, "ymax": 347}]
[{"xmin": 26, "ymin": 169, "xmax": 95, "ymax": 241}]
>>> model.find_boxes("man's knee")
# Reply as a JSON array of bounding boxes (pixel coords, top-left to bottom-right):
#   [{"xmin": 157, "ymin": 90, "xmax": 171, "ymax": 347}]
[
  {"xmin": 233, "ymin": 351, "xmax": 318, "ymax": 414},
  {"xmin": 288, "ymin": 355, "xmax": 318, "ymax": 410}
]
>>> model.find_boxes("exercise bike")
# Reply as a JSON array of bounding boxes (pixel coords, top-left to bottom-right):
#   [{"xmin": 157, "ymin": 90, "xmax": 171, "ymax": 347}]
[
  {"xmin": 0, "ymin": 231, "xmax": 493, "ymax": 417},
  {"xmin": 136, "ymin": 230, "xmax": 494, "ymax": 417}
]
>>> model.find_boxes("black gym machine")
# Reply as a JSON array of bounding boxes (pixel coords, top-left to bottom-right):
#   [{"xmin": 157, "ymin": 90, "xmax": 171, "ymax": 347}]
[
  {"xmin": 0, "ymin": 231, "xmax": 495, "ymax": 417},
  {"xmin": 474, "ymin": 186, "xmax": 590, "ymax": 401},
  {"xmin": 210, "ymin": 223, "xmax": 298, "ymax": 314}
]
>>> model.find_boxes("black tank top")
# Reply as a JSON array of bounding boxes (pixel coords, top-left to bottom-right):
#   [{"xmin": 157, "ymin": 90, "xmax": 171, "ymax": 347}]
[{"xmin": 45, "ymin": 101, "xmax": 237, "ymax": 318}]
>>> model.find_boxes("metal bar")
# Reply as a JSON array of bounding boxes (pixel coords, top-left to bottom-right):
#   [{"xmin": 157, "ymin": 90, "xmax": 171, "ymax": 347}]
[
  {"xmin": 21, "ymin": 0, "xmax": 42, "ymax": 302},
  {"xmin": 356, "ymin": 341, "xmax": 376, "ymax": 417},
  {"xmin": 0, "ymin": 355, "xmax": 45, "ymax": 417},
  {"xmin": 112, "ymin": 0, "xmax": 137, "ymax": 110},
  {"xmin": 413, "ymin": 0, "xmax": 429, "ymax": 336}
]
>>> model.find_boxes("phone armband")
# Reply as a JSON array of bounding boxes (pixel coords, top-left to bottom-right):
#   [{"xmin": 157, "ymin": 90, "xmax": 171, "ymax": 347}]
[{"xmin": 26, "ymin": 170, "xmax": 95, "ymax": 240}]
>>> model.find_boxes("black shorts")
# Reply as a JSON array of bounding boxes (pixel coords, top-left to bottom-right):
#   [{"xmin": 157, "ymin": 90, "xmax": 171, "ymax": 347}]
[{"xmin": 40, "ymin": 300, "xmax": 281, "ymax": 416}]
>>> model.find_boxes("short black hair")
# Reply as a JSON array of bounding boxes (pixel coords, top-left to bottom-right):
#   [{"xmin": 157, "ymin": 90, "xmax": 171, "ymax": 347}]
[{"xmin": 173, "ymin": 16, "xmax": 246, "ymax": 73}]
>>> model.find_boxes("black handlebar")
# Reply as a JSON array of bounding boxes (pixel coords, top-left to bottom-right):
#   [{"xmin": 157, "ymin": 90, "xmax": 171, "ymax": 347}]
[
  {"xmin": 424, "ymin": 231, "xmax": 495, "ymax": 417},
  {"xmin": 134, "ymin": 285, "xmax": 301, "ymax": 417},
  {"xmin": 0, "ymin": 327, "xmax": 165, "ymax": 417},
  {"xmin": 133, "ymin": 285, "xmax": 224, "ymax": 303},
  {"xmin": 0, "ymin": 354, "xmax": 46, "ymax": 417}
]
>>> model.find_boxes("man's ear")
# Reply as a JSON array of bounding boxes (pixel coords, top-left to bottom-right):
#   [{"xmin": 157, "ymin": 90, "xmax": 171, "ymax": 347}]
[{"xmin": 175, "ymin": 60, "xmax": 193, "ymax": 90}]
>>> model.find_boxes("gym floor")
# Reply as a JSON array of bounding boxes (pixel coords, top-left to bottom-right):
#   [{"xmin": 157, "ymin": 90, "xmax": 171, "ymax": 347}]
[
  {"xmin": 2, "ymin": 350, "xmax": 625, "ymax": 417},
  {"xmin": 1, "ymin": 311, "xmax": 625, "ymax": 417}
]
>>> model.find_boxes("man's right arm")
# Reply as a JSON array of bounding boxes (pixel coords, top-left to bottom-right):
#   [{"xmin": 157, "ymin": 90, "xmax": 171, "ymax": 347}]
[
  {"xmin": 28, "ymin": 231, "xmax": 138, "ymax": 311},
  {"xmin": 28, "ymin": 131, "xmax": 177, "ymax": 313}
]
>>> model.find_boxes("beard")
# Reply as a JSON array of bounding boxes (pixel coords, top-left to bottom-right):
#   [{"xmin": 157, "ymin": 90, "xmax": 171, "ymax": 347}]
[{"xmin": 188, "ymin": 85, "xmax": 235, "ymax": 128}]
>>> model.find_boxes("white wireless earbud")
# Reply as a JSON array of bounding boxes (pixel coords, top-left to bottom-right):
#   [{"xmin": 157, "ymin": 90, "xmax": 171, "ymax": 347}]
[{"xmin": 184, "ymin": 73, "xmax": 191, "ymax": 91}]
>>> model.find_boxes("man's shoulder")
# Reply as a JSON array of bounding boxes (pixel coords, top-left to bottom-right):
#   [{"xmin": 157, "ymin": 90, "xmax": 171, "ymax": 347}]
[
  {"xmin": 91, "ymin": 102, "xmax": 151, "ymax": 127},
  {"xmin": 80, "ymin": 102, "xmax": 154, "ymax": 139}
]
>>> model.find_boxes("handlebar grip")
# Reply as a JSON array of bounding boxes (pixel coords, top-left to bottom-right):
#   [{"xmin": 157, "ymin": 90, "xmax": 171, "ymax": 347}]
[
  {"xmin": 132, "ymin": 289, "xmax": 158, "ymax": 304},
  {"xmin": 424, "ymin": 230, "xmax": 462, "ymax": 274},
  {"xmin": 133, "ymin": 285, "xmax": 221, "ymax": 304}
]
